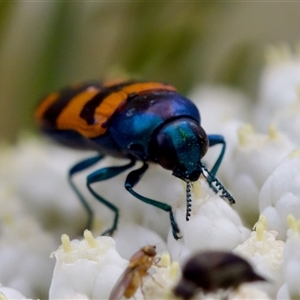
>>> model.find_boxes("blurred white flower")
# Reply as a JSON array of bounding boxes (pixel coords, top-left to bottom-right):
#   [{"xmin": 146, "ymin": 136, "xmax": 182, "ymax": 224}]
[
  {"xmin": 0, "ymin": 182, "xmax": 56, "ymax": 299},
  {"xmin": 276, "ymin": 283, "xmax": 290, "ymax": 300},
  {"xmin": 234, "ymin": 215, "xmax": 284, "ymax": 298},
  {"xmin": 256, "ymin": 45, "xmax": 300, "ymax": 130},
  {"xmin": 0, "ymin": 134, "xmax": 184, "ymax": 239},
  {"xmin": 0, "ymin": 134, "xmax": 89, "ymax": 236},
  {"xmin": 0, "ymin": 285, "xmax": 29, "ymax": 300},
  {"xmin": 112, "ymin": 222, "xmax": 167, "ymax": 260},
  {"xmin": 223, "ymin": 124, "xmax": 295, "ymax": 226},
  {"xmin": 272, "ymin": 94, "xmax": 300, "ymax": 146},
  {"xmin": 188, "ymin": 85, "xmax": 253, "ymax": 188},
  {"xmin": 259, "ymin": 149, "xmax": 300, "ymax": 240},
  {"xmin": 189, "ymin": 84, "xmax": 253, "ymax": 133},
  {"xmin": 229, "ymin": 284, "xmax": 271, "ymax": 300},
  {"xmin": 167, "ymin": 182, "xmax": 250, "ymax": 263},
  {"xmin": 278, "ymin": 215, "xmax": 300, "ymax": 299},
  {"xmin": 190, "ymin": 284, "xmax": 271, "ymax": 300}
]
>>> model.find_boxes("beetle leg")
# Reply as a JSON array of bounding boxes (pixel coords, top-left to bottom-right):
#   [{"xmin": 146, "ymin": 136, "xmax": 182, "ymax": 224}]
[
  {"xmin": 205, "ymin": 134, "xmax": 226, "ymax": 192},
  {"xmin": 86, "ymin": 159, "xmax": 136, "ymax": 236},
  {"xmin": 201, "ymin": 164, "xmax": 235, "ymax": 205},
  {"xmin": 205, "ymin": 135, "xmax": 235, "ymax": 204},
  {"xmin": 207, "ymin": 134, "xmax": 226, "ymax": 177},
  {"xmin": 125, "ymin": 162, "xmax": 182, "ymax": 240},
  {"xmin": 69, "ymin": 155, "xmax": 105, "ymax": 230}
]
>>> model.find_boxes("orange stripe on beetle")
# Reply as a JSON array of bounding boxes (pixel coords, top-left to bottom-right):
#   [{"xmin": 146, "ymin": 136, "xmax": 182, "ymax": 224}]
[
  {"xmin": 35, "ymin": 92, "xmax": 60, "ymax": 124},
  {"xmin": 94, "ymin": 82, "xmax": 177, "ymax": 134},
  {"xmin": 56, "ymin": 87, "xmax": 102, "ymax": 138},
  {"xmin": 52, "ymin": 81, "xmax": 176, "ymax": 139},
  {"xmin": 121, "ymin": 82, "xmax": 176, "ymax": 94}
]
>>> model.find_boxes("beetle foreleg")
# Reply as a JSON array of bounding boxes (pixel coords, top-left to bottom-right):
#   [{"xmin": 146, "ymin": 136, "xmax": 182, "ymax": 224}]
[
  {"xmin": 125, "ymin": 163, "xmax": 182, "ymax": 240},
  {"xmin": 207, "ymin": 134, "xmax": 226, "ymax": 177}
]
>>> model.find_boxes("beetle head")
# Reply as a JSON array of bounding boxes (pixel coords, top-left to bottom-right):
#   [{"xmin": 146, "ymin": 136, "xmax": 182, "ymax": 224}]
[{"xmin": 149, "ymin": 118, "xmax": 208, "ymax": 181}]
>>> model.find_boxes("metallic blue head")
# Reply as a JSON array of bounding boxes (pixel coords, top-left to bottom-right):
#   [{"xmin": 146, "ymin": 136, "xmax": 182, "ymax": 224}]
[{"xmin": 149, "ymin": 118, "xmax": 208, "ymax": 181}]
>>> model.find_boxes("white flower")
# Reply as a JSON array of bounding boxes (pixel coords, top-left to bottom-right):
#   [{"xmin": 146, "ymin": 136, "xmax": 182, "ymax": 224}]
[
  {"xmin": 276, "ymin": 283, "xmax": 290, "ymax": 300},
  {"xmin": 4, "ymin": 47, "xmax": 300, "ymax": 299},
  {"xmin": 0, "ymin": 135, "xmax": 89, "ymax": 236},
  {"xmin": 259, "ymin": 149, "xmax": 300, "ymax": 240},
  {"xmin": 255, "ymin": 46, "xmax": 300, "ymax": 146},
  {"xmin": 256, "ymin": 45, "xmax": 300, "ymax": 130},
  {"xmin": 49, "ymin": 231, "xmax": 180, "ymax": 300},
  {"xmin": 272, "ymin": 95, "xmax": 300, "ymax": 146},
  {"xmin": 0, "ymin": 182, "xmax": 56, "ymax": 299},
  {"xmin": 234, "ymin": 215, "xmax": 284, "ymax": 298},
  {"xmin": 189, "ymin": 84, "xmax": 253, "ymax": 133},
  {"xmin": 279, "ymin": 215, "xmax": 300, "ymax": 299},
  {"xmin": 167, "ymin": 182, "xmax": 250, "ymax": 262},
  {"xmin": 49, "ymin": 232, "xmax": 127, "ymax": 299},
  {"xmin": 109, "ymin": 222, "xmax": 167, "ymax": 259},
  {"xmin": 0, "ymin": 135, "xmax": 185, "ymax": 240},
  {"xmin": 0, "ymin": 285, "xmax": 29, "ymax": 300},
  {"xmin": 91, "ymin": 162, "xmax": 185, "ymax": 240},
  {"xmin": 190, "ymin": 284, "xmax": 271, "ymax": 300},
  {"xmin": 224, "ymin": 124, "xmax": 295, "ymax": 226},
  {"xmin": 188, "ymin": 85, "xmax": 253, "ymax": 189},
  {"xmin": 230, "ymin": 284, "xmax": 271, "ymax": 300}
]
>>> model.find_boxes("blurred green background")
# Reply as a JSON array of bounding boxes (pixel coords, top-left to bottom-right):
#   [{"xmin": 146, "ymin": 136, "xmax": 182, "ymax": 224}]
[{"xmin": 1, "ymin": 2, "xmax": 300, "ymax": 141}]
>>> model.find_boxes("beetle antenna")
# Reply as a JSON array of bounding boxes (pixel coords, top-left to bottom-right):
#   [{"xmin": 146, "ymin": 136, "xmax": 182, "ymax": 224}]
[
  {"xmin": 185, "ymin": 180, "xmax": 192, "ymax": 221},
  {"xmin": 201, "ymin": 164, "xmax": 235, "ymax": 204}
]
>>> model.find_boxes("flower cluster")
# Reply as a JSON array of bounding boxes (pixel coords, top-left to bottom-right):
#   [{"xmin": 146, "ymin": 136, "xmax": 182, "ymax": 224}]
[{"xmin": 1, "ymin": 45, "xmax": 300, "ymax": 299}]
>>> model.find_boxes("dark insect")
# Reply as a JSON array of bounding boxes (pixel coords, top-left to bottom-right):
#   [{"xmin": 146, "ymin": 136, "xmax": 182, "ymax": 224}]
[
  {"xmin": 35, "ymin": 80, "xmax": 235, "ymax": 239},
  {"xmin": 109, "ymin": 245, "xmax": 157, "ymax": 300},
  {"xmin": 173, "ymin": 250, "xmax": 266, "ymax": 299}
]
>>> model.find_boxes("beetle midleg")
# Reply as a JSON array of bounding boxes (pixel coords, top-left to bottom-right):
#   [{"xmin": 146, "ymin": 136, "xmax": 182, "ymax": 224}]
[{"xmin": 86, "ymin": 159, "xmax": 136, "ymax": 236}]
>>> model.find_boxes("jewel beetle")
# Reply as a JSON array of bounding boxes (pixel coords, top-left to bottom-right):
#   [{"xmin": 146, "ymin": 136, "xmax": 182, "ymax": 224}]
[{"xmin": 35, "ymin": 80, "xmax": 234, "ymax": 239}]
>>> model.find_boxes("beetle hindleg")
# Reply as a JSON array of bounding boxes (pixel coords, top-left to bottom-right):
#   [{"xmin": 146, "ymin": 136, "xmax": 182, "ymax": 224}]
[{"xmin": 69, "ymin": 155, "xmax": 105, "ymax": 230}]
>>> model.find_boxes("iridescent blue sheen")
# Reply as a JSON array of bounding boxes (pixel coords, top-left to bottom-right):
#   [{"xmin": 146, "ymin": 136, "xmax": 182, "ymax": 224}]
[{"xmin": 93, "ymin": 91, "xmax": 200, "ymax": 160}]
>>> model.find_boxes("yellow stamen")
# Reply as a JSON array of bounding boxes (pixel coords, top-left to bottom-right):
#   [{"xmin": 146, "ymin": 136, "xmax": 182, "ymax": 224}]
[
  {"xmin": 169, "ymin": 261, "xmax": 180, "ymax": 280},
  {"xmin": 287, "ymin": 214, "xmax": 297, "ymax": 231},
  {"xmin": 256, "ymin": 223, "xmax": 265, "ymax": 241},
  {"xmin": 84, "ymin": 230, "xmax": 97, "ymax": 248},
  {"xmin": 0, "ymin": 292, "xmax": 8, "ymax": 300},
  {"xmin": 61, "ymin": 234, "xmax": 72, "ymax": 253},
  {"xmin": 237, "ymin": 124, "xmax": 254, "ymax": 146},
  {"xmin": 160, "ymin": 252, "xmax": 171, "ymax": 267},
  {"xmin": 288, "ymin": 149, "xmax": 300, "ymax": 158},
  {"xmin": 268, "ymin": 123, "xmax": 278, "ymax": 140}
]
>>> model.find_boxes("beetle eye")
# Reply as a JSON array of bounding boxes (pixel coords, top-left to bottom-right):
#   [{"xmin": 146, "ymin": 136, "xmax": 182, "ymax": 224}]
[
  {"xmin": 189, "ymin": 122, "xmax": 208, "ymax": 159},
  {"xmin": 150, "ymin": 132, "xmax": 178, "ymax": 171}
]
